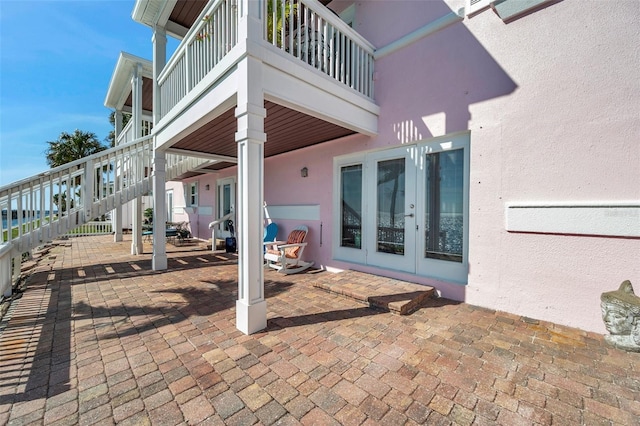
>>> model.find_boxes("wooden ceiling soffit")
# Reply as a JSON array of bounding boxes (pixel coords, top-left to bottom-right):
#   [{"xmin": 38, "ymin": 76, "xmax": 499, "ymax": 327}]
[
  {"xmin": 168, "ymin": 102, "xmax": 356, "ymax": 169},
  {"xmin": 124, "ymin": 76, "xmax": 154, "ymax": 112},
  {"xmin": 170, "ymin": 0, "xmax": 207, "ymax": 29}
]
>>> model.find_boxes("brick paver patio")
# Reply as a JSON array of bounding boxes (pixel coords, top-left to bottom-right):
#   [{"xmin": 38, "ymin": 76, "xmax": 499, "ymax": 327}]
[{"xmin": 0, "ymin": 235, "xmax": 638, "ymax": 425}]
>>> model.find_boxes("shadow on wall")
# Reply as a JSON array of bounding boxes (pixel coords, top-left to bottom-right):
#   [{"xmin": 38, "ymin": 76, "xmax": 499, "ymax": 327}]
[{"xmin": 364, "ymin": 0, "xmax": 518, "ymax": 142}]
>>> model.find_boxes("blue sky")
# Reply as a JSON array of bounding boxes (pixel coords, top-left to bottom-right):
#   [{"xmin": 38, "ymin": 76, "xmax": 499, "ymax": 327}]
[{"xmin": 0, "ymin": 0, "xmax": 155, "ymax": 186}]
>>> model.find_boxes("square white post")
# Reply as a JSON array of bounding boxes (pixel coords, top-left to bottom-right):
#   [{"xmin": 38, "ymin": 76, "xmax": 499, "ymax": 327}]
[
  {"xmin": 0, "ymin": 244, "xmax": 12, "ymax": 298},
  {"xmin": 235, "ymin": 52, "xmax": 267, "ymax": 335},
  {"xmin": 152, "ymin": 26, "xmax": 167, "ymax": 125},
  {"xmin": 113, "ymin": 110, "xmax": 123, "ymax": 242},
  {"xmin": 152, "ymin": 150, "xmax": 167, "ymax": 270},
  {"xmin": 131, "ymin": 64, "xmax": 144, "ymax": 255}
]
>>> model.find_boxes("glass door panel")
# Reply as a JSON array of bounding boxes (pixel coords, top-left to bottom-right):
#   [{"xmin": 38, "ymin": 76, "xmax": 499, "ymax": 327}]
[
  {"xmin": 416, "ymin": 134, "xmax": 469, "ymax": 283},
  {"xmin": 216, "ymin": 177, "xmax": 236, "ymax": 239},
  {"xmin": 424, "ymin": 149, "xmax": 463, "ymax": 262},
  {"xmin": 340, "ymin": 164, "xmax": 362, "ymax": 249},
  {"xmin": 366, "ymin": 148, "xmax": 416, "ymax": 273},
  {"xmin": 376, "ymin": 158, "xmax": 406, "ymax": 255}
]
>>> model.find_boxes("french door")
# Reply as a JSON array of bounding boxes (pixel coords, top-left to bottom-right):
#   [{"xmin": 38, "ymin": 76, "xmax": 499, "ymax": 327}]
[
  {"xmin": 216, "ymin": 177, "xmax": 236, "ymax": 239},
  {"xmin": 335, "ymin": 133, "xmax": 469, "ymax": 283},
  {"xmin": 365, "ymin": 147, "xmax": 417, "ymax": 272}
]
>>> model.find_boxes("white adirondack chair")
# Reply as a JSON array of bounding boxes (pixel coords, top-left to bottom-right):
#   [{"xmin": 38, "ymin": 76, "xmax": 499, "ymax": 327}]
[{"xmin": 264, "ymin": 225, "xmax": 314, "ymax": 274}]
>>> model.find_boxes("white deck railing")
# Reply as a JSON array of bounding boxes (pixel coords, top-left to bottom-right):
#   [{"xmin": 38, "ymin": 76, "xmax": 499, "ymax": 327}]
[
  {"xmin": 157, "ymin": 0, "xmax": 374, "ymax": 121},
  {"xmin": 116, "ymin": 117, "xmax": 154, "ymax": 146},
  {"xmin": 166, "ymin": 154, "xmax": 213, "ymax": 181},
  {"xmin": 158, "ymin": 0, "xmax": 239, "ymax": 118},
  {"xmin": 265, "ymin": 0, "xmax": 375, "ymax": 99},
  {"xmin": 0, "ymin": 135, "xmax": 153, "ymax": 253},
  {"xmin": 65, "ymin": 220, "xmax": 113, "ymax": 237}
]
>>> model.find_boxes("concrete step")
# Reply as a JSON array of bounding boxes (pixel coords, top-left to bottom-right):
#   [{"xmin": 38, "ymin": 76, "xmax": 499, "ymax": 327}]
[{"xmin": 312, "ymin": 270, "xmax": 435, "ymax": 315}]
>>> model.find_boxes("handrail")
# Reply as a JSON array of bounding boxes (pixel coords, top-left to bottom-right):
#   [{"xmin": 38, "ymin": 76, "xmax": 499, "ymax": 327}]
[
  {"xmin": 208, "ymin": 211, "xmax": 234, "ymax": 229},
  {"xmin": 157, "ymin": 0, "xmax": 238, "ymax": 118},
  {"xmin": 157, "ymin": 0, "xmax": 375, "ymax": 121},
  {"xmin": 116, "ymin": 117, "xmax": 154, "ymax": 146},
  {"xmin": 264, "ymin": 0, "xmax": 375, "ymax": 98},
  {"xmin": 1, "ymin": 134, "xmax": 154, "ymax": 251}
]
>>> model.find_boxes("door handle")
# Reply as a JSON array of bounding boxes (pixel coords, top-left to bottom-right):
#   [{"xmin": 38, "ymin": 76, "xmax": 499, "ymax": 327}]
[{"xmin": 405, "ymin": 213, "xmax": 414, "ymax": 218}]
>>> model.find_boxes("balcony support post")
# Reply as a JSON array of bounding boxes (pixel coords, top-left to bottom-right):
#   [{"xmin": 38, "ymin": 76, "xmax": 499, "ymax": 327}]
[
  {"xmin": 115, "ymin": 110, "xmax": 123, "ymax": 142},
  {"xmin": 113, "ymin": 109, "xmax": 124, "ymax": 242},
  {"xmin": 152, "ymin": 26, "xmax": 167, "ymax": 126},
  {"xmin": 113, "ymin": 206, "xmax": 123, "ymax": 242},
  {"xmin": 152, "ymin": 150, "xmax": 167, "ymax": 270},
  {"xmin": 83, "ymin": 159, "xmax": 94, "ymax": 224},
  {"xmin": 131, "ymin": 64, "xmax": 144, "ymax": 256},
  {"xmin": 235, "ymin": 54, "xmax": 267, "ymax": 335}
]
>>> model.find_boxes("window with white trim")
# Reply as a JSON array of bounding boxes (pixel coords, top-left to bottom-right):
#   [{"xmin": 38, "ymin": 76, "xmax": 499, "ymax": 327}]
[{"xmin": 187, "ymin": 182, "xmax": 198, "ymax": 207}]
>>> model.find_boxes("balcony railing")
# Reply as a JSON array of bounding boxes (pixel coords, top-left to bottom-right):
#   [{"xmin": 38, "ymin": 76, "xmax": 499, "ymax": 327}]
[
  {"xmin": 116, "ymin": 117, "xmax": 154, "ymax": 146},
  {"xmin": 265, "ymin": 0, "xmax": 375, "ymax": 99},
  {"xmin": 165, "ymin": 154, "xmax": 213, "ymax": 181},
  {"xmin": 1, "ymin": 136, "xmax": 153, "ymax": 252},
  {"xmin": 158, "ymin": 0, "xmax": 239, "ymax": 118},
  {"xmin": 157, "ymin": 0, "xmax": 374, "ymax": 121}
]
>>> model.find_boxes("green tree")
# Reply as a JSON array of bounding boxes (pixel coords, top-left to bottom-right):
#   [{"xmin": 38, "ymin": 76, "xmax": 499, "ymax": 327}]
[
  {"xmin": 45, "ymin": 130, "xmax": 107, "ymax": 218},
  {"xmin": 45, "ymin": 129, "xmax": 107, "ymax": 167}
]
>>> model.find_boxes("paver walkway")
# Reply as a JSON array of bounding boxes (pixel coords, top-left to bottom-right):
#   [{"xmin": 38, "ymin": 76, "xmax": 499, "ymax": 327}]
[{"xmin": 0, "ymin": 235, "xmax": 638, "ymax": 425}]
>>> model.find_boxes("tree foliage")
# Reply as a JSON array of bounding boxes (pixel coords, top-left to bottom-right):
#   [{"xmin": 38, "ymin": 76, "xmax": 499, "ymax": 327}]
[{"xmin": 45, "ymin": 129, "xmax": 107, "ymax": 168}]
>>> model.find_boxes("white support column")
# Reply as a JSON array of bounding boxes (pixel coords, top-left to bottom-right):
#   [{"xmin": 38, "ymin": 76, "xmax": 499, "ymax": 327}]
[
  {"xmin": 11, "ymin": 250, "xmax": 21, "ymax": 292},
  {"xmin": 113, "ymin": 207, "xmax": 123, "ymax": 242},
  {"xmin": 235, "ymin": 53, "xmax": 267, "ymax": 335},
  {"xmin": 115, "ymin": 110, "xmax": 124, "ymax": 144},
  {"xmin": 0, "ymin": 244, "xmax": 12, "ymax": 298},
  {"xmin": 152, "ymin": 150, "xmax": 167, "ymax": 270},
  {"xmin": 152, "ymin": 26, "xmax": 167, "ymax": 125},
  {"xmin": 113, "ymin": 110, "xmax": 124, "ymax": 242},
  {"xmin": 83, "ymin": 159, "xmax": 94, "ymax": 224},
  {"xmin": 131, "ymin": 64, "xmax": 144, "ymax": 255},
  {"xmin": 131, "ymin": 198, "xmax": 143, "ymax": 255},
  {"xmin": 235, "ymin": 0, "xmax": 267, "ymax": 335}
]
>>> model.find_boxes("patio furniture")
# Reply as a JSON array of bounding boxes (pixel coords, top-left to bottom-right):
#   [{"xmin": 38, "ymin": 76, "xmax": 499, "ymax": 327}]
[
  {"xmin": 263, "ymin": 222, "xmax": 278, "ymax": 252},
  {"xmin": 264, "ymin": 225, "xmax": 314, "ymax": 274},
  {"xmin": 142, "ymin": 222, "xmax": 190, "ymax": 244}
]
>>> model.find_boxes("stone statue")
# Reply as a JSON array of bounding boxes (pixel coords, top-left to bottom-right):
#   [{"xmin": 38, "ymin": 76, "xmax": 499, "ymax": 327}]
[{"xmin": 601, "ymin": 280, "xmax": 640, "ymax": 352}]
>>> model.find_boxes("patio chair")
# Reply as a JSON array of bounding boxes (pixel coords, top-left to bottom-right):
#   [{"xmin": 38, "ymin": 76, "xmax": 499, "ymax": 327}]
[
  {"xmin": 264, "ymin": 225, "xmax": 314, "ymax": 274},
  {"xmin": 263, "ymin": 222, "xmax": 278, "ymax": 252}
]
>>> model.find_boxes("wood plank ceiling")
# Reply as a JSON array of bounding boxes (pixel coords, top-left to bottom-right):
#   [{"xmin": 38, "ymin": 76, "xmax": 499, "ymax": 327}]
[{"xmin": 171, "ymin": 101, "xmax": 356, "ymax": 171}]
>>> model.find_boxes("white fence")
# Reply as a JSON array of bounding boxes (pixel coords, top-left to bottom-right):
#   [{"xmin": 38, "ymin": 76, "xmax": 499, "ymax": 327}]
[{"xmin": 65, "ymin": 220, "xmax": 113, "ymax": 237}]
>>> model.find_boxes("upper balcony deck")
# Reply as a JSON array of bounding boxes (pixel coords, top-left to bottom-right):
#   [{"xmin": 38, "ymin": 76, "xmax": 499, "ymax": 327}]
[{"xmin": 138, "ymin": 0, "xmax": 379, "ymax": 167}]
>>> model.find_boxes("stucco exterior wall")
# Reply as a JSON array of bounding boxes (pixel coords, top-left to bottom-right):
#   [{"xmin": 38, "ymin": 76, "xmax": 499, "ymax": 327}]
[
  {"xmin": 262, "ymin": 0, "xmax": 639, "ymax": 333},
  {"xmin": 164, "ymin": 0, "xmax": 638, "ymax": 333},
  {"xmin": 460, "ymin": 0, "xmax": 640, "ymax": 333}
]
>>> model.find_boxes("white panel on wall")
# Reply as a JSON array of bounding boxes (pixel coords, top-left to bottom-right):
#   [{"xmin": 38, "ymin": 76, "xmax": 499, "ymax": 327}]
[
  {"xmin": 267, "ymin": 205, "xmax": 320, "ymax": 221},
  {"xmin": 198, "ymin": 206, "xmax": 213, "ymax": 216},
  {"xmin": 506, "ymin": 202, "xmax": 640, "ymax": 237}
]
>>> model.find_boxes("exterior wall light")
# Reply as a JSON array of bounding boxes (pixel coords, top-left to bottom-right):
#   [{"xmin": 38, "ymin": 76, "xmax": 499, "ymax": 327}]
[{"xmin": 301, "ymin": 167, "xmax": 308, "ymax": 178}]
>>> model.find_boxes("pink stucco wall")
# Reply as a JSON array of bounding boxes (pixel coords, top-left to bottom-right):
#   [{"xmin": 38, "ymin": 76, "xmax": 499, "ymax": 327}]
[
  {"xmin": 265, "ymin": 0, "xmax": 639, "ymax": 333},
  {"xmin": 167, "ymin": 0, "xmax": 639, "ymax": 334},
  {"xmin": 460, "ymin": 0, "xmax": 640, "ymax": 333}
]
